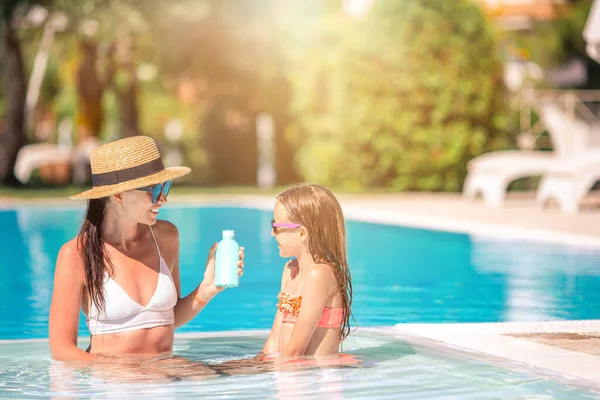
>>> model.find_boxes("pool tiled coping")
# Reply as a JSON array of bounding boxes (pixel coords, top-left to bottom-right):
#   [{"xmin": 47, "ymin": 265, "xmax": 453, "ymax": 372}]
[
  {"xmin": 1, "ymin": 191, "xmax": 600, "ymax": 239},
  {"xmin": 167, "ymin": 195, "xmax": 600, "ymax": 247},
  {"xmin": 394, "ymin": 320, "xmax": 600, "ymax": 385},
  {"xmin": 4, "ymin": 193, "xmax": 598, "ymax": 247}
]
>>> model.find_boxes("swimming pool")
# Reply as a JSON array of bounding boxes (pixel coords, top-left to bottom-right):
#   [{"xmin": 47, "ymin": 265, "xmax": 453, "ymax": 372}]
[
  {"xmin": 1, "ymin": 203, "xmax": 600, "ymax": 398},
  {"xmin": 2, "ymin": 204, "xmax": 600, "ymax": 340},
  {"xmin": 1, "ymin": 330, "xmax": 599, "ymax": 399}
]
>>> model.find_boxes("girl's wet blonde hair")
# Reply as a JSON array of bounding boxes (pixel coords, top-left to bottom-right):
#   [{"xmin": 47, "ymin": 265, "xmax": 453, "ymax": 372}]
[{"xmin": 277, "ymin": 183, "xmax": 354, "ymax": 340}]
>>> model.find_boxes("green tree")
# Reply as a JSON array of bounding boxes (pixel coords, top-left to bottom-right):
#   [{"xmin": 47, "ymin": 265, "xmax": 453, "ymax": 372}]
[
  {"xmin": 145, "ymin": 0, "xmax": 301, "ymax": 184},
  {"xmin": 289, "ymin": 0, "xmax": 507, "ymax": 191},
  {"xmin": 0, "ymin": 0, "xmax": 31, "ymax": 185},
  {"xmin": 506, "ymin": 0, "xmax": 600, "ymax": 89}
]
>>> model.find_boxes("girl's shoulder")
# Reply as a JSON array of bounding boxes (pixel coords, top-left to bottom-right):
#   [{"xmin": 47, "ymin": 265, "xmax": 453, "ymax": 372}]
[
  {"xmin": 306, "ymin": 263, "xmax": 337, "ymax": 282},
  {"xmin": 299, "ymin": 264, "xmax": 338, "ymax": 300}
]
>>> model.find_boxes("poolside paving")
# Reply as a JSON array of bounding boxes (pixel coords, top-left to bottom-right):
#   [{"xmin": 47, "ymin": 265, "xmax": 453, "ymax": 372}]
[
  {"xmin": 2, "ymin": 190, "xmax": 599, "ymax": 239},
  {"xmin": 509, "ymin": 333, "xmax": 600, "ymax": 356},
  {"xmin": 336, "ymin": 191, "xmax": 600, "ymax": 240}
]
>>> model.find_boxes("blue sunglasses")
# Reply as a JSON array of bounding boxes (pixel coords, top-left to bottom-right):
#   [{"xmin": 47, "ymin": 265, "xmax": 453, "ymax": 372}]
[{"xmin": 136, "ymin": 180, "xmax": 172, "ymax": 204}]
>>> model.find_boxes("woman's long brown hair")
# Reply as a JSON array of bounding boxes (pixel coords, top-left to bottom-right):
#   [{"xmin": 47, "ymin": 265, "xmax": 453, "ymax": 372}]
[
  {"xmin": 77, "ymin": 198, "xmax": 114, "ymax": 314},
  {"xmin": 277, "ymin": 183, "xmax": 354, "ymax": 340}
]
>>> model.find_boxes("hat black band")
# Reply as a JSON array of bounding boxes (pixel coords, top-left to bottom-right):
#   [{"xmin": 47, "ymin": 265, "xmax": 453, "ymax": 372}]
[{"xmin": 92, "ymin": 158, "xmax": 165, "ymax": 186}]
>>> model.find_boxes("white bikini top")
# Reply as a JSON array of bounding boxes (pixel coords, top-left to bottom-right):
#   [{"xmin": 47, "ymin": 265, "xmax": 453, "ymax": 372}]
[{"xmin": 86, "ymin": 226, "xmax": 178, "ymax": 335}]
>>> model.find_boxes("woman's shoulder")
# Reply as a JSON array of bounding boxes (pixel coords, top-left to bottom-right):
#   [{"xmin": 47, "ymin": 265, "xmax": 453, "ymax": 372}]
[
  {"xmin": 55, "ymin": 237, "xmax": 85, "ymax": 278},
  {"xmin": 150, "ymin": 221, "xmax": 179, "ymax": 263},
  {"xmin": 59, "ymin": 237, "xmax": 82, "ymax": 259},
  {"xmin": 152, "ymin": 220, "xmax": 179, "ymax": 239}
]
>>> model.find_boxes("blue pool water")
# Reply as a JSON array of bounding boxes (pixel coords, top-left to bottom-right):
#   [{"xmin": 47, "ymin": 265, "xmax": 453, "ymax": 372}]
[
  {"xmin": 1, "ymin": 204, "xmax": 600, "ymax": 340},
  {"xmin": 1, "ymin": 330, "xmax": 599, "ymax": 399}
]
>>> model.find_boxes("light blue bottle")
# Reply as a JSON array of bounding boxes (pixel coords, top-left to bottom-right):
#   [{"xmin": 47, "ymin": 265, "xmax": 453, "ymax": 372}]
[{"xmin": 214, "ymin": 230, "xmax": 240, "ymax": 288}]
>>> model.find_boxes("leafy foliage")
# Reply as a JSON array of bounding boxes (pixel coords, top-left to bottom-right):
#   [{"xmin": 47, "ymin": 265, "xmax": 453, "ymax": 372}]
[{"xmin": 288, "ymin": 0, "xmax": 508, "ymax": 191}]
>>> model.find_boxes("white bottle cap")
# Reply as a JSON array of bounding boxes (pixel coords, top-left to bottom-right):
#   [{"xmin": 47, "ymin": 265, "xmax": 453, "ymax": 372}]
[{"xmin": 222, "ymin": 230, "xmax": 235, "ymax": 239}]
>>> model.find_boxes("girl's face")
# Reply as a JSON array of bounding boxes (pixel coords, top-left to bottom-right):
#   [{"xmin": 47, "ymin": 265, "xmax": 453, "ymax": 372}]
[
  {"xmin": 119, "ymin": 184, "xmax": 167, "ymax": 225},
  {"xmin": 271, "ymin": 200, "xmax": 304, "ymax": 258}
]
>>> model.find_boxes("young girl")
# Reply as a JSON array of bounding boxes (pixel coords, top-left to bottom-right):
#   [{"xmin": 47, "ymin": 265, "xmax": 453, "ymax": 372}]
[{"xmin": 260, "ymin": 183, "xmax": 353, "ymax": 360}]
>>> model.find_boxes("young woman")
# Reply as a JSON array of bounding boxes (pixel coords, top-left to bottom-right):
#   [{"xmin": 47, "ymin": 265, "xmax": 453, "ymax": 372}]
[{"xmin": 49, "ymin": 136, "xmax": 244, "ymax": 363}]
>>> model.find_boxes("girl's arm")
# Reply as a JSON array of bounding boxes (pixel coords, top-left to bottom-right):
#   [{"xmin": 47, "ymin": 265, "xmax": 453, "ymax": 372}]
[
  {"xmin": 258, "ymin": 311, "xmax": 283, "ymax": 359},
  {"xmin": 259, "ymin": 261, "xmax": 293, "ymax": 357},
  {"xmin": 281, "ymin": 264, "xmax": 335, "ymax": 359}
]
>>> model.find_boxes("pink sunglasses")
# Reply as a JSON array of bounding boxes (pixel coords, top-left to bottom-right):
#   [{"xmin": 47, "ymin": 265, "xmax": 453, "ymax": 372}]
[{"xmin": 271, "ymin": 219, "xmax": 301, "ymax": 234}]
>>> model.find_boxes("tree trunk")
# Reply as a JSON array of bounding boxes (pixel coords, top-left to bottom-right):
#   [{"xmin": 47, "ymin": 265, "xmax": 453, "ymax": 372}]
[
  {"xmin": 118, "ymin": 66, "xmax": 140, "ymax": 137},
  {"xmin": 114, "ymin": 32, "xmax": 140, "ymax": 137},
  {"xmin": 75, "ymin": 39, "xmax": 104, "ymax": 142},
  {"xmin": 0, "ymin": 22, "xmax": 27, "ymax": 185}
]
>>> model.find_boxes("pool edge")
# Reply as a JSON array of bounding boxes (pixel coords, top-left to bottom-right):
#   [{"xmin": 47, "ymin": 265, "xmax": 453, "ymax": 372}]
[
  {"xmin": 3, "ymin": 197, "xmax": 599, "ymax": 248},
  {"xmin": 395, "ymin": 320, "xmax": 600, "ymax": 387}
]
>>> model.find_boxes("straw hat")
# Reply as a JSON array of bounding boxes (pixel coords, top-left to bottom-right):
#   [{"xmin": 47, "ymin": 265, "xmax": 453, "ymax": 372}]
[{"xmin": 70, "ymin": 136, "xmax": 191, "ymax": 200}]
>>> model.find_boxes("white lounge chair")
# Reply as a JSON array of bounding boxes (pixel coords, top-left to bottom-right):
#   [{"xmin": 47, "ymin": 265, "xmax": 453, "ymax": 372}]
[
  {"xmin": 463, "ymin": 150, "xmax": 557, "ymax": 208},
  {"xmin": 536, "ymin": 149, "xmax": 600, "ymax": 214},
  {"xmin": 13, "ymin": 137, "xmax": 100, "ymax": 184},
  {"xmin": 584, "ymin": 0, "xmax": 600, "ymax": 63},
  {"xmin": 13, "ymin": 143, "xmax": 72, "ymax": 184},
  {"xmin": 463, "ymin": 103, "xmax": 597, "ymax": 210},
  {"xmin": 538, "ymin": 0, "xmax": 600, "ymax": 213}
]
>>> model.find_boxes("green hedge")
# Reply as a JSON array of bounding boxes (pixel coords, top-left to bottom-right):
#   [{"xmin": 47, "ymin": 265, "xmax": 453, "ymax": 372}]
[{"xmin": 288, "ymin": 0, "xmax": 508, "ymax": 191}]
